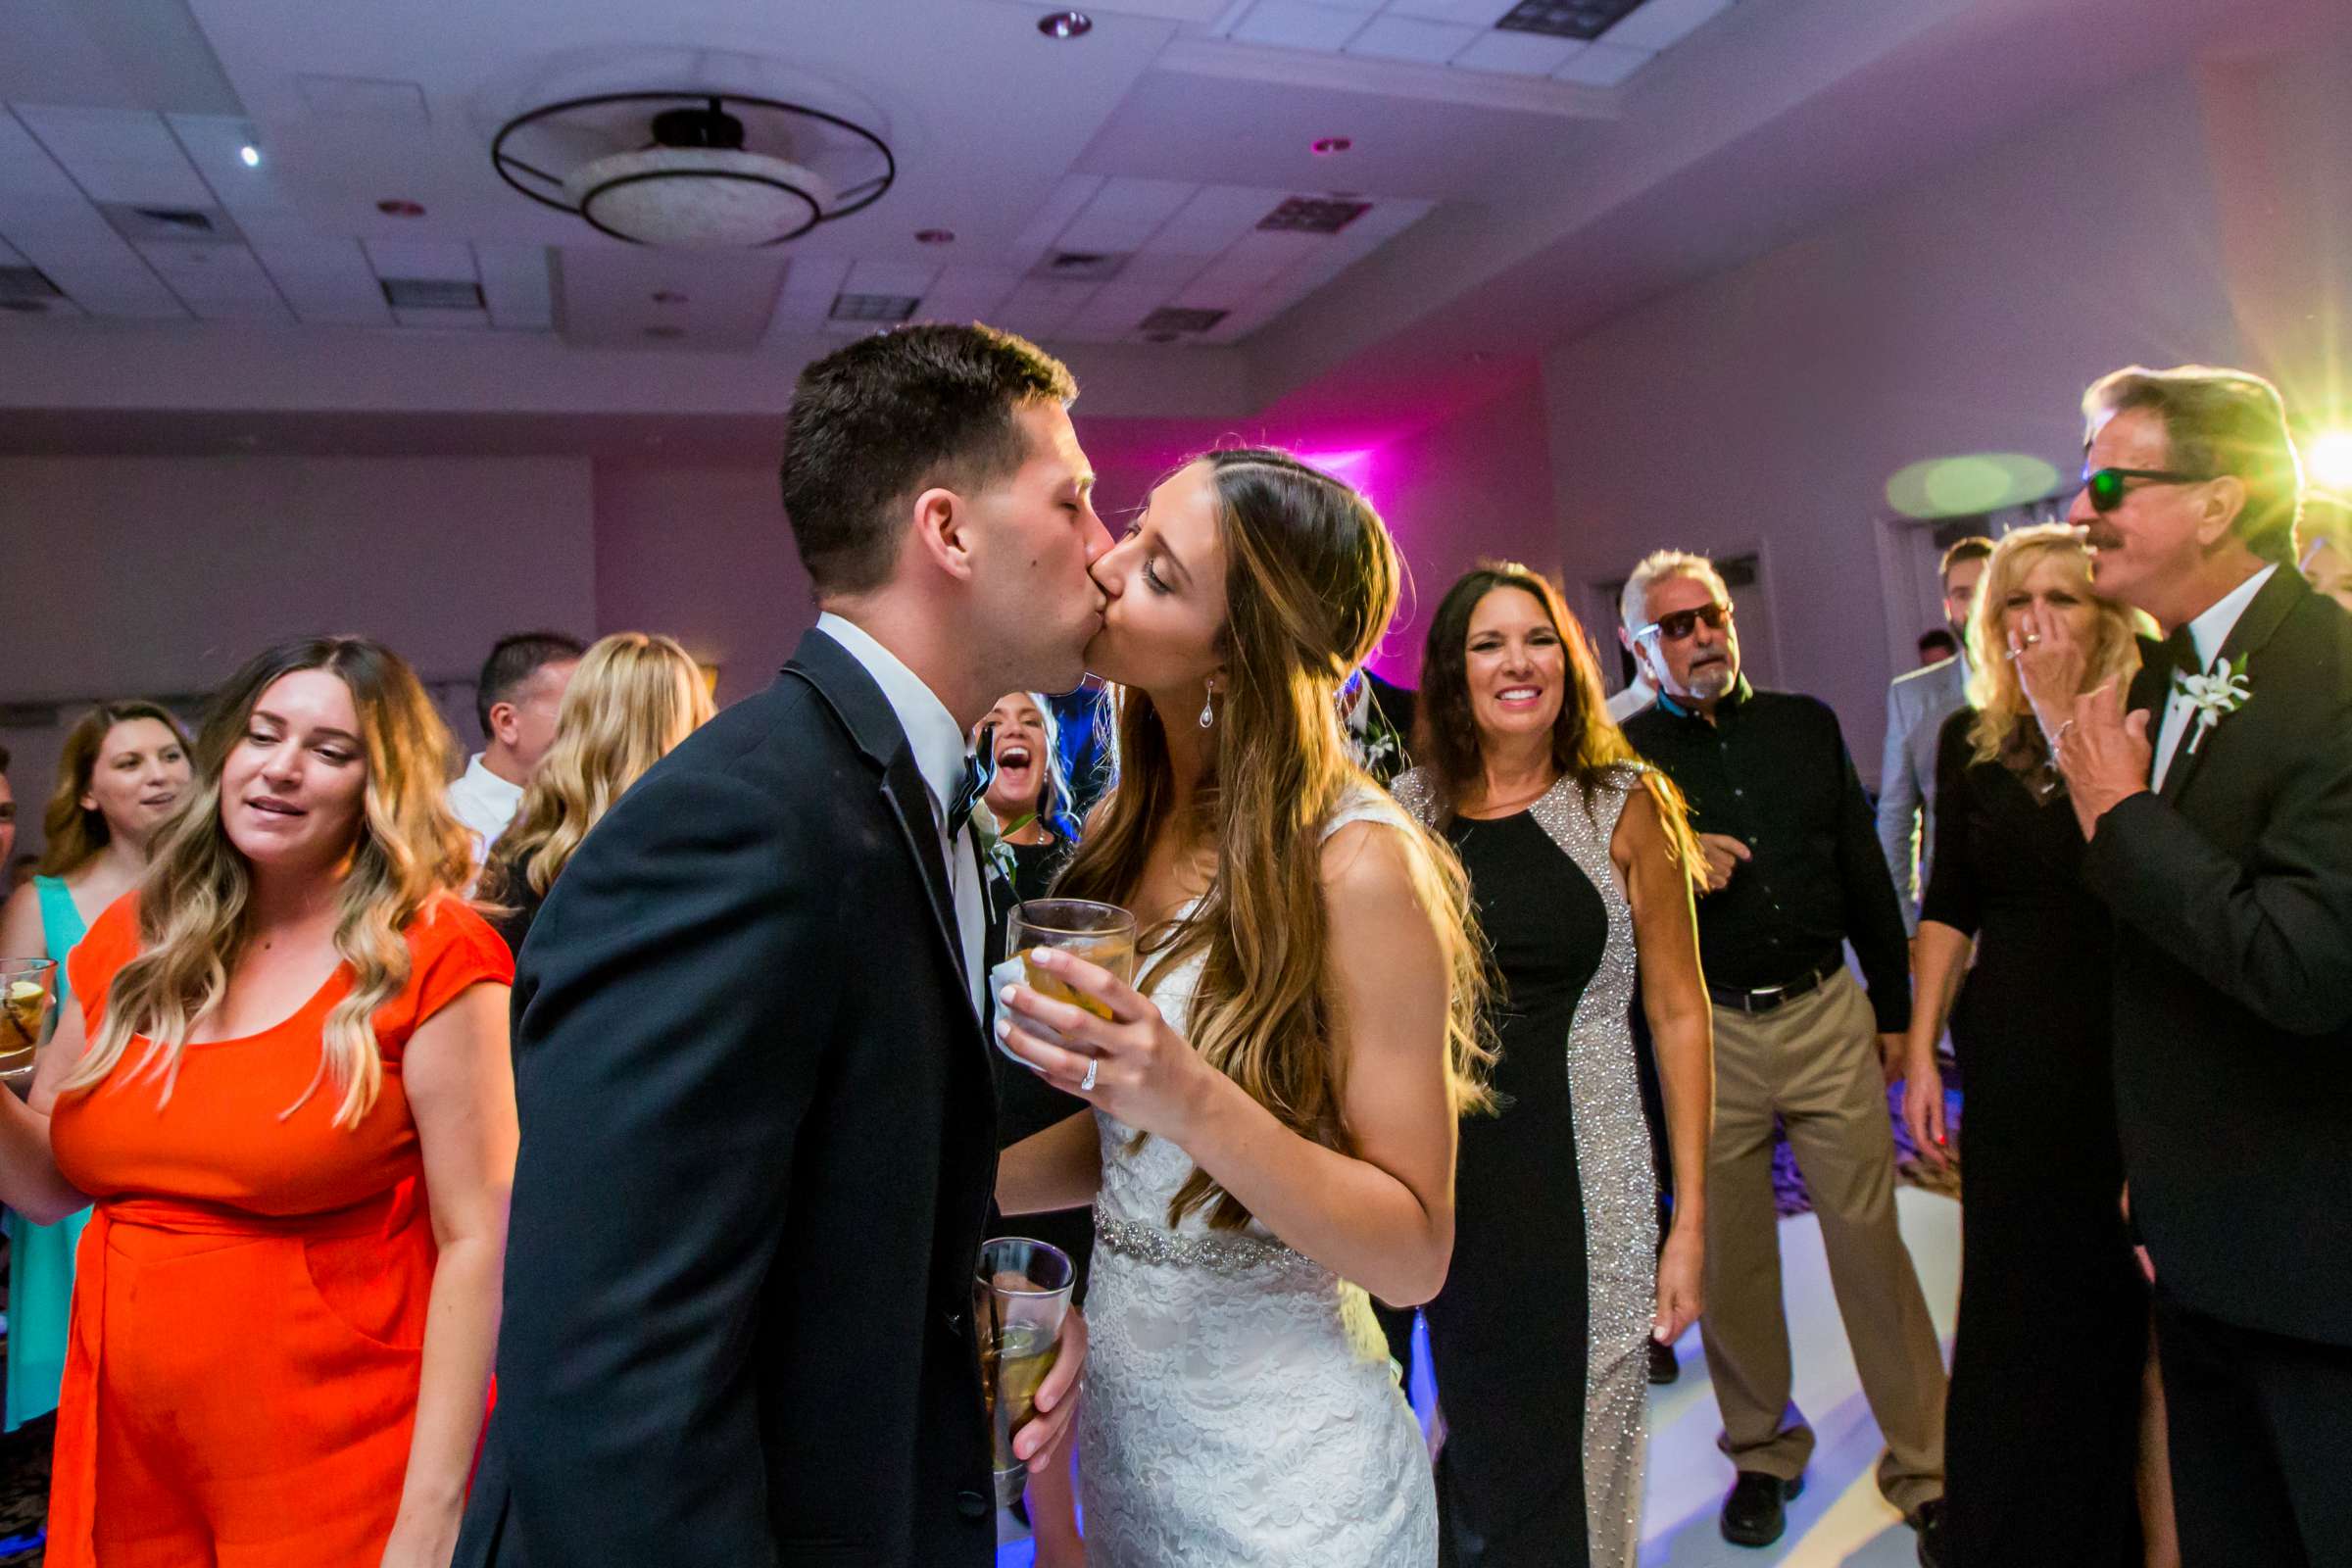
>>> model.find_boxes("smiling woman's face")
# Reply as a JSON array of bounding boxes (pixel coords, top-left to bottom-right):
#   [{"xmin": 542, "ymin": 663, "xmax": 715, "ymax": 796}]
[{"xmin": 981, "ymin": 693, "xmax": 1052, "ymax": 817}]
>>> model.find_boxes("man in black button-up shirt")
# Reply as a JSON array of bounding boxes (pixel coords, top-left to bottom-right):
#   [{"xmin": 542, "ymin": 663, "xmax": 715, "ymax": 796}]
[{"xmin": 1619, "ymin": 552, "xmax": 1947, "ymax": 1559}]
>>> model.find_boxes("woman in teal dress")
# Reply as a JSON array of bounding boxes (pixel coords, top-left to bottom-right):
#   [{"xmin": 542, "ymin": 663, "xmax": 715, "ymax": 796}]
[{"xmin": 0, "ymin": 702, "xmax": 189, "ymax": 1430}]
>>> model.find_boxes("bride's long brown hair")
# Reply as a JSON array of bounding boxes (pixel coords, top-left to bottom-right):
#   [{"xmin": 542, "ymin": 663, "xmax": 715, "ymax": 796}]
[{"xmin": 1056, "ymin": 448, "xmax": 1494, "ymax": 1231}]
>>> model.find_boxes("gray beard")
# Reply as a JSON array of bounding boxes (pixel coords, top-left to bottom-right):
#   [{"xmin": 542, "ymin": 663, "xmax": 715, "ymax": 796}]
[{"xmin": 1685, "ymin": 662, "xmax": 1737, "ymax": 702}]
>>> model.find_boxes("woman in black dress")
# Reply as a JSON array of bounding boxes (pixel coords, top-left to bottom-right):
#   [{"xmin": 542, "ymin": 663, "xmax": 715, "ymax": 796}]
[
  {"xmin": 975, "ymin": 689, "xmax": 1089, "ymax": 1567},
  {"xmin": 1901, "ymin": 524, "xmax": 2150, "ymax": 1567},
  {"xmin": 1396, "ymin": 564, "xmax": 1714, "ymax": 1568}
]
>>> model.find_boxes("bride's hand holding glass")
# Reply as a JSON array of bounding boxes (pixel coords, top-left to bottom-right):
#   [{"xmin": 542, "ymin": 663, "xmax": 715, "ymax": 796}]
[{"xmin": 996, "ymin": 947, "xmax": 1216, "ymax": 1142}]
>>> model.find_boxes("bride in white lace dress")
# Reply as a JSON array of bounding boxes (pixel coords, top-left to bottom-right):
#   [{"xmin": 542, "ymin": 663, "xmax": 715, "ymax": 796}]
[{"xmin": 995, "ymin": 449, "xmax": 1492, "ymax": 1568}]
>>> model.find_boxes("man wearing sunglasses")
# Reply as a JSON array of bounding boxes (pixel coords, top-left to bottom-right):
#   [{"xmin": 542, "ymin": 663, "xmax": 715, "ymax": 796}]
[
  {"xmin": 1619, "ymin": 552, "xmax": 1946, "ymax": 1563},
  {"xmin": 2034, "ymin": 365, "xmax": 2352, "ymax": 1566}
]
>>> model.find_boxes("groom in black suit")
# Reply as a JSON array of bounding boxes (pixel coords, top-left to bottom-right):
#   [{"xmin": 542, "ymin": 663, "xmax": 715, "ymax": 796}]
[
  {"xmin": 2045, "ymin": 365, "xmax": 2352, "ymax": 1567},
  {"xmin": 456, "ymin": 324, "xmax": 1113, "ymax": 1567}
]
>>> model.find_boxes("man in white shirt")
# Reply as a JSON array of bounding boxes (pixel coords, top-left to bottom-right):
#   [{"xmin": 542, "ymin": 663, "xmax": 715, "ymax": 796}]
[
  {"xmin": 1877, "ymin": 537, "xmax": 1992, "ymax": 931},
  {"xmin": 449, "ymin": 631, "xmax": 584, "ymax": 861}
]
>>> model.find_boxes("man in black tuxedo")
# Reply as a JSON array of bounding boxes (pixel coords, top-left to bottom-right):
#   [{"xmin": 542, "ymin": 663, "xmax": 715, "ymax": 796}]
[
  {"xmin": 455, "ymin": 324, "xmax": 1113, "ymax": 1567},
  {"xmin": 2042, "ymin": 365, "xmax": 2352, "ymax": 1566}
]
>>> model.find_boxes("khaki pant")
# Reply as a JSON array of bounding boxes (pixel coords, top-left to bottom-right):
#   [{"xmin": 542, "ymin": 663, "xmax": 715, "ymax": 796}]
[{"xmin": 1698, "ymin": 968, "xmax": 1947, "ymax": 1513}]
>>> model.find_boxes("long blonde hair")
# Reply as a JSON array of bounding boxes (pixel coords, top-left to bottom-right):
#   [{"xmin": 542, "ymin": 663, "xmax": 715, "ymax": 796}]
[
  {"xmin": 481, "ymin": 633, "xmax": 712, "ymax": 901},
  {"xmin": 1056, "ymin": 448, "xmax": 1494, "ymax": 1232},
  {"xmin": 36, "ymin": 702, "xmax": 189, "ymax": 877},
  {"xmin": 1964, "ymin": 525, "xmax": 2146, "ymax": 765},
  {"xmin": 62, "ymin": 638, "xmax": 475, "ymax": 1125}
]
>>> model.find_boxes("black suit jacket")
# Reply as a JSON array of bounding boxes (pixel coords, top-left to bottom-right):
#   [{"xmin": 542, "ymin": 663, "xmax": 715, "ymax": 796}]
[
  {"xmin": 455, "ymin": 628, "xmax": 1001, "ymax": 1567},
  {"xmin": 2082, "ymin": 566, "xmax": 2352, "ymax": 1346}
]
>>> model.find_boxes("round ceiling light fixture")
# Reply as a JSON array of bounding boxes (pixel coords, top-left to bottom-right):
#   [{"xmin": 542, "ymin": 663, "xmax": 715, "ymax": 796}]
[
  {"xmin": 376, "ymin": 198, "xmax": 425, "ymax": 218},
  {"xmin": 493, "ymin": 91, "xmax": 895, "ymax": 249},
  {"xmin": 915, "ymin": 227, "xmax": 956, "ymax": 245},
  {"xmin": 1038, "ymin": 10, "xmax": 1094, "ymax": 38},
  {"xmin": 1311, "ymin": 136, "xmax": 1352, "ymax": 156}
]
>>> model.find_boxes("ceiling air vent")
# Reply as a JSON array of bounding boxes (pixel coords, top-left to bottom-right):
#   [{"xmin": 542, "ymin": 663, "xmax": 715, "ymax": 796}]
[
  {"xmin": 380, "ymin": 277, "xmax": 486, "ymax": 310},
  {"xmin": 1494, "ymin": 0, "xmax": 1648, "ymax": 41},
  {"xmin": 0, "ymin": 266, "xmax": 65, "ymax": 303},
  {"xmin": 1137, "ymin": 307, "xmax": 1227, "ymax": 338},
  {"xmin": 98, "ymin": 203, "xmax": 243, "ymax": 245},
  {"xmin": 1256, "ymin": 197, "xmax": 1371, "ymax": 235},
  {"xmin": 829, "ymin": 293, "xmax": 921, "ymax": 322},
  {"xmin": 1032, "ymin": 251, "xmax": 1128, "ymax": 281}
]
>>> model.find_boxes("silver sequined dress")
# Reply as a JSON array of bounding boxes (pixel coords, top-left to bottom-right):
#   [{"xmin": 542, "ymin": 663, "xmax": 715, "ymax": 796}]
[
  {"xmin": 1393, "ymin": 764, "xmax": 1658, "ymax": 1568},
  {"xmin": 1078, "ymin": 787, "xmax": 1438, "ymax": 1568}
]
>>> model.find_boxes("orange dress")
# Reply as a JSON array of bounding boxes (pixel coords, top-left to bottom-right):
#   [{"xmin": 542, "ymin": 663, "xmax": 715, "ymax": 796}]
[{"xmin": 47, "ymin": 894, "xmax": 512, "ymax": 1567}]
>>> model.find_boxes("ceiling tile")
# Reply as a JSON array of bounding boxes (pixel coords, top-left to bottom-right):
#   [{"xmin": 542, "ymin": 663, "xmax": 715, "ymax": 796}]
[
  {"xmin": 249, "ymin": 236, "xmax": 391, "ymax": 325},
  {"xmin": 1230, "ymin": 2, "xmax": 1374, "ymax": 50},
  {"xmin": 166, "ymin": 115, "xmax": 293, "ymax": 224},
  {"xmin": 841, "ymin": 260, "xmax": 941, "ymax": 297},
  {"xmin": 1085, "ymin": 176, "xmax": 1200, "ymax": 221},
  {"xmin": 135, "ymin": 239, "xmax": 290, "ymax": 320},
  {"xmin": 474, "ymin": 242, "xmax": 552, "ymax": 329},
  {"xmin": 1551, "ymin": 40, "xmax": 1651, "ymax": 83},
  {"xmin": 1379, "ymin": 0, "xmax": 1515, "ymax": 22},
  {"xmin": 296, "ymin": 74, "xmax": 431, "ymax": 123},
  {"xmin": 13, "ymin": 105, "xmax": 213, "ymax": 208},
  {"xmin": 362, "ymin": 238, "xmax": 476, "ymax": 281},
  {"xmin": 1449, "ymin": 28, "xmax": 1588, "ymax": 73},
  {"xmin": 1146, "ymin": 184, "xmax": 1286, "ymax": 258},
  {"xmin": 1597, "ymin": 0, "xmax": 1733, "ymax": 51},
  {"xmin": 1014, "ymin": 174, "xmax": 1106, "ymax": 251},
  {"xmin": 1345, "ymin": 14, "xmax": 1481, "ymax": 60}
]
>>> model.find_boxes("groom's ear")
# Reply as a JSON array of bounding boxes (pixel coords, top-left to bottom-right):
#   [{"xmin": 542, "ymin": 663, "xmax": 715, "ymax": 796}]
[{"xmin": 912, "ymin": 484, "xmax": 978, "ymax": 583}]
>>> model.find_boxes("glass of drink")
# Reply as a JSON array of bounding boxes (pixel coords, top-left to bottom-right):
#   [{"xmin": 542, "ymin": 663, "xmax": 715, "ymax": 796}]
[
  {"xmin": 1006, "ymin": 899, "xmax": 1138, "ymax": 1033},
  {"xmin": 975, "ymin": 1236, "xmax": 1076, "ymax": 1506},
  {"xmin": 0, "ymin": 958, "xmax": 58, "ymax": 1086}
]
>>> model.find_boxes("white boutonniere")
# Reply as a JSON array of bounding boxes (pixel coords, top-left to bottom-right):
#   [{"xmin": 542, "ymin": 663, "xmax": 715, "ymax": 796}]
[
  {"xmin": 969, "ymin": 808, "xmax": 1031, "ymax": 887},
  {"xmin": 2176, "ymin": 654, "xmax": 2251, "ymax": 756}
]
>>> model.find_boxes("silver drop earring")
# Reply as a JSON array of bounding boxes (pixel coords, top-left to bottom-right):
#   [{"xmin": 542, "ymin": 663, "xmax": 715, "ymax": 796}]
[{"xmin": 1199, "ymin": 686, "xmax": 1215, "ymax": 729}]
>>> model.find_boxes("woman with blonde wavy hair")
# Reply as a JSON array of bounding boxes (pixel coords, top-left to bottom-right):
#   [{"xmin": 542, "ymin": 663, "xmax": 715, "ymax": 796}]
[
  {"xmin": 993, "ymin": 447, "xmax": 1491, "ymax": 1566},
  {"xmin": 477, "ymin": 631, "xmax": 713, "ymax": 952},
  {"xmin": 0, "ymin": 635, "xmax": 516, "ymax": 1568},
  {"xmin": 1899, "ymin": 525, "xmax": 2156, "ymax": 1568}
]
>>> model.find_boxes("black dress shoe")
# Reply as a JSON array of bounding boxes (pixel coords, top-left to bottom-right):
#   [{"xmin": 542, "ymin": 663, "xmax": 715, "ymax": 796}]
[
  {"xmin": 1720, "ymin": 1470, "xmax": 1803, "ymax": 1547},
  {"xmin": 1909, "ymin": 1496, "xmax": 1946, "ymax": 1568},
  {"xmin": 1646, "ymin": 1339, "xmax": 1680, "ymax": 1385}
]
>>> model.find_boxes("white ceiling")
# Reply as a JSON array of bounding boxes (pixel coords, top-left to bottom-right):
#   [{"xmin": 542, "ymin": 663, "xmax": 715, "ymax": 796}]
[{"xmin": 0, "ymin": 0, "xmax": 2344, "ymax": 438}]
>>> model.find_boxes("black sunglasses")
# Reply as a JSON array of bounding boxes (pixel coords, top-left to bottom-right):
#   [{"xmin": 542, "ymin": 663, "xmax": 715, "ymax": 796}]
[
  {"xmin": 1634, "ymin": 601, "xmax": 1733, "ymax": 643},
  {"xmin": 2082, "ymin": 466, "xmax": 2209, "ymax": 514}
]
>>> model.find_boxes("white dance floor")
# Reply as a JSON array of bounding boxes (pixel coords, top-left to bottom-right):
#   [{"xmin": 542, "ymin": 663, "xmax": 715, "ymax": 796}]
[{"xmin": 999, "ymin": 1185, "xmax": 1963, "ymax": 1566}]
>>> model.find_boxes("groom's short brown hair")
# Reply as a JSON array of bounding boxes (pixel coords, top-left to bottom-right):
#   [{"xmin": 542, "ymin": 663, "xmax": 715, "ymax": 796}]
[
  {"xmin": 2083, "ymin": 365, "xmax": 2304, "ymax": 566},
  {"xmin": 779, "ymin": 323, "xmax": 1078, "ymax": 596}
]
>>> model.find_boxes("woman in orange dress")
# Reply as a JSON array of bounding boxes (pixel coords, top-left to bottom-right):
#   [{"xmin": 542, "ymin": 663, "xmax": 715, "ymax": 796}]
[{"xmin": 0, "ymin": 635, "xmax": 517, "ymax": 1568}]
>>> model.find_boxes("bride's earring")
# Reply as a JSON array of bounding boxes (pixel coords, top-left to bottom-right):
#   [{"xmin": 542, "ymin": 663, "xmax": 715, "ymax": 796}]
[{"xmin": 1199, "ymin": 684, "xmax": 1215, "ymax": 730}]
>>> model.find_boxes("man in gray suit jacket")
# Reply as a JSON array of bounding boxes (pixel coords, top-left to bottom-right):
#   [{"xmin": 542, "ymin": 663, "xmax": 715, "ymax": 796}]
[{"xmin": 1877, "ymin": 537, "xmax": 1993, "ymax": 930}]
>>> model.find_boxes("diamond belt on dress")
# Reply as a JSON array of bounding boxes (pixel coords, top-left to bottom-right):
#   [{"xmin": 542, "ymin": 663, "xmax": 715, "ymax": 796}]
[{"xmin": 1093, "ymin": 1200, "xmax": 1324, "ymax": 1277}]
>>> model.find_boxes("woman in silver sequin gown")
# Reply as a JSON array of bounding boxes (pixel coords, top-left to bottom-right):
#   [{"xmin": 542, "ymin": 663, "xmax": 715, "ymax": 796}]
[
  {"xmin": 1397, "ymin": 566, "xmax": 1714, "ymax": 1568},
  {"xmin": 993, "ymin": 451, "xmax": 1494, "ymax": 1568}
]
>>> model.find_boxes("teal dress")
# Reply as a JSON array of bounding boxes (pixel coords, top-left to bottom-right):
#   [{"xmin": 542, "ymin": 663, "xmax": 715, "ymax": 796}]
[{"xmin": 5, "ymin": 876, "xmax": 93, "ymax": 1430}]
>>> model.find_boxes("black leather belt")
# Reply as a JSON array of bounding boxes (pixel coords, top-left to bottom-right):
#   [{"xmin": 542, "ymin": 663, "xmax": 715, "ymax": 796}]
[{"xmin": 1707, "ymin": 956, "xmax": 1843, "ymax": 1014}]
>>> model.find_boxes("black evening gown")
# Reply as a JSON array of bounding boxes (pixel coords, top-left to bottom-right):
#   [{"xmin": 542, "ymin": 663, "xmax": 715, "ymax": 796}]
[
  {"xmin": 989, "ymin": 832, "xmax": 1094, "ymax": 1302},
  {"xmin": 1920, "ymin": 708, "xmax": 2144, "ymax": 1568},
  {"xmin": 1428, "ymin": 808, "xmax": 1609, "ymax": 1567}
]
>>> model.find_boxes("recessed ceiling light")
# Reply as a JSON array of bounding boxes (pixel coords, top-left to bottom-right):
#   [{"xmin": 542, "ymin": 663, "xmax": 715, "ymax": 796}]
[
  {"xmin": 376, "ymin": 198, "xmax": 425, "ymax": 218},
  {"xmin": 915, "ymin": 228, "xmax": 956, "ymax": 245},
  {"xmin": 651, "ymin": 289, "xmax": 689, "ymax": 305},
  {"xmin": 1037, "ymin": 10, "xmax": 1093, "ymax": 38},
  {"xmin": 239, "ymin": 144, "xmax": 262, "ymax": 169},
  {"xmin": 1311, "ymin": 137, "xmax": 1352, "ymax": 156}
]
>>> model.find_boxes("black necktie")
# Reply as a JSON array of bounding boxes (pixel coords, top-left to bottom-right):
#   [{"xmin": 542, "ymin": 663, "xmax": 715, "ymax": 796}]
[
  {"xmin": 947, "ymin": 726, "xmax": 996, "ymax": 832},
  {"xmin": 2155, "ymin": 628, "xmax": 2202, "ymax": 682}
]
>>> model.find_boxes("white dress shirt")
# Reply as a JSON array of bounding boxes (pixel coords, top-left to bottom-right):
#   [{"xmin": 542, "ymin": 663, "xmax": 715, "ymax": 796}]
[
  {"xmin": 1605, "ymin": 674, "xmax": 1656, "ymax": 725},
  {"xmin": 2151, "ymin": 564, "xmax": 2275, "ymax": 793},
  {"xmin": 448, "ymin": 753, "xmax": 525, "ymax": 867},
  {"xmin": 815, "ymin": 612, "xmax": 985, "ymax": 1018}
]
